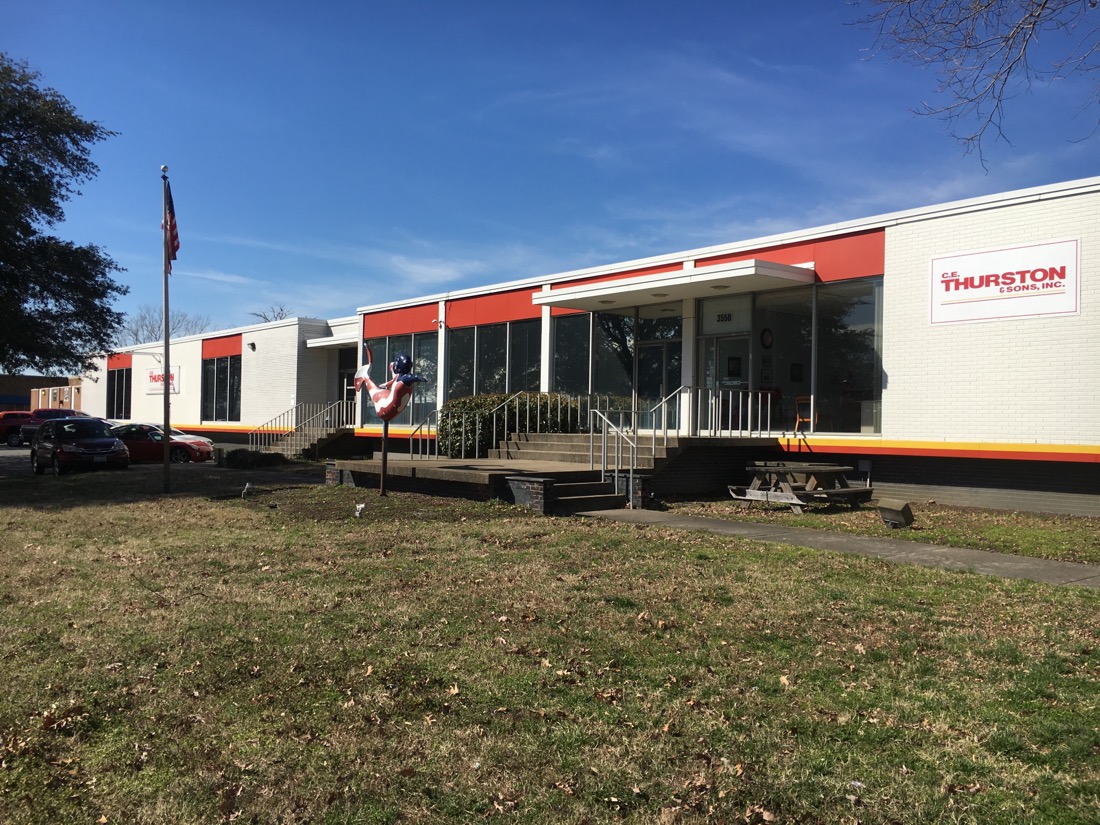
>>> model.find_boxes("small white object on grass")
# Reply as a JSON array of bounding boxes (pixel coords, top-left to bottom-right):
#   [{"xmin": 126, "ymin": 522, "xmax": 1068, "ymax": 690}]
[
  {"xmin": 242, "ymin": 482, "xmax": 254, "ymax": 499},
  {"xmin": 355, "ymin": 503, "xmax": 366, "ymax": 518}
]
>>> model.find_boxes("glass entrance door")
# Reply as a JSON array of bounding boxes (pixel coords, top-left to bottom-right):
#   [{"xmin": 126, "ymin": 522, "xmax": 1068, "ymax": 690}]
[
  {"xmin": 337, "ymin": 347, "xmax": 358, "ymax": 404},
  {"xmin": 697, "ymin": 334, "xmax": 751, "ymax": 434},
  {"xmin": 715, "ymin": 335, "xmax": 750, "ymax": 391},
  {"xmin": 339, "ymin": 369, "xmax": 356, "ymax": 403}
]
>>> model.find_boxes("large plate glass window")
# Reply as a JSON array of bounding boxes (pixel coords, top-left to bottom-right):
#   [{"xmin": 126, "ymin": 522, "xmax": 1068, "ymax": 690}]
[
  {"xmin": 201, "ymin": 354, "xmax": 241, "ymax": 422},
  {"xmin": 410, "ymin": 331, "xmax": 438, "ymax": 425},
  {"xmin": 636, "ymin": 303, "xmax": 682, "ymax": 429},
  {"xmin": 552, "ymin": 313, "xmax": 590, "ymax": 395},
  {"xmin": 476, "ymin": 323, "xmax": 507, "ymax": 395},
  {"xmin": 106, "ymin": 367, "xmax": 132, "ymax": 420},
  {"xmin": 508, "ymin": 319, "xmax": 541, "ymax": 393},
  {"xmin": 752, "ymin": 287, "xmax": 812, "ymax": 430},
  {"xmin": 593, "ymin": 311, "xmax": 634, "ymax": 402},
  {"xmin": 446, "ymin": 328, "xmax": 475, "ymax": 400},
  {"xmin": 815, "ymin": 279, "xmax": 883, "ymax": 433}
]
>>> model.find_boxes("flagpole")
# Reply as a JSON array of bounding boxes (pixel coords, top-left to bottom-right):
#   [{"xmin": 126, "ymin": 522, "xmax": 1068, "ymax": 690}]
[{"xmin": 161, "ymin": 166, "xmax": 172, "ymax": 494}]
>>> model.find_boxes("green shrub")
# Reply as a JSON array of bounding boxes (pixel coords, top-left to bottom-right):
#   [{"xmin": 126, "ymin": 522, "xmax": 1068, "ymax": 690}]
[{"xmin": 436, "ymin": 393, "xmax": 584, "ymax": 458}]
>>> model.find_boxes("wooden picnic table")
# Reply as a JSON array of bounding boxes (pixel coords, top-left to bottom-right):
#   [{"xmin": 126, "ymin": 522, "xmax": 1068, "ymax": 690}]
[{"xmin": 729, "ymin": 461, "xmax": 874, "ymax": 514}]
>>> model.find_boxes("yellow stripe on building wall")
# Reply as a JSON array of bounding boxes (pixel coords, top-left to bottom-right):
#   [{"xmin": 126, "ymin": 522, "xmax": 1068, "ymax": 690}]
[{"xmin": 779, "ymin": 436, "xmax": 1100, "ymax": 463}]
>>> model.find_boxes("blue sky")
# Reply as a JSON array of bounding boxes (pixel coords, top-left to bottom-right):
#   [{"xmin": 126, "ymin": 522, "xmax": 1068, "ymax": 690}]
[{"xmin": 7, "ymin": 1, "xmax": 1097, "ymax": 331}]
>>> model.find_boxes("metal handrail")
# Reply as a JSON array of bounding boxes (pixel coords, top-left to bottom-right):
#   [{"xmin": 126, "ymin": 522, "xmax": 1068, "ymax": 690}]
[
  {"xmin": 643, "ymin": 385, "xmax": 686, "ymax": 453},
  {"xmin": 250, "ymin": 385, "xmax": 784, "ymax": 462},
  {"xmin": 690, "ymin": 386, "xmax": 776, "ymax": 437},
  {"xmin": 634, "ymin": 385, "xmax": 777, "ymax": 438},
  {"xmin": 409, "ymin": 392, "xmax": 592, "ymax": 460},
  {"xmin": 581, "ymin": 385, "xmax": 778, "ymax": 482},
  {"xmin": 409, "ymin": 408, "xmax": 440, "ymax": 458},
  {"xmin": 249, "ymin": 403, "xmax": 307, "ymax": 451},
  {"xmin": 487, "ymin": 392, "xmax": 526, "ymax": 450},
  {"xmin": 589, "ymin": 408, "xmax": 638, "ymax": 507},
  {"xmin": 247, "ymin": 399, "xmax": 356, "ymax": 455},
  {"xmin": 406, "ymin": 385, "xmax": 782, "ymax": 466},
  {"xmin": 583, "ymin": 390, "xmax": 678, "ymax": 498}
]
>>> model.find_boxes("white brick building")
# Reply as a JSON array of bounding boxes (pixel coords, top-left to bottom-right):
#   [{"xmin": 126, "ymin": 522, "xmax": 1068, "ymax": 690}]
[{"xmin": 85, "ymin": 176, "xmax": 1099, "ymax": 511}]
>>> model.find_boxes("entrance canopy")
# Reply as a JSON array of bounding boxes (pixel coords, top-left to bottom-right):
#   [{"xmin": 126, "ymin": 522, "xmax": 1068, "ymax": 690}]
[
  {"xmin": 305, "ymin": 333, "xmax": 361, "ymax": 349},
  {"xmin": 531, "ymin": 258, "xmax": 816, "ymax": 313}
]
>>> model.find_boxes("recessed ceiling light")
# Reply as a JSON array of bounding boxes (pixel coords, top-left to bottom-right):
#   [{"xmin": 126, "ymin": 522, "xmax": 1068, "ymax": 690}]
[
  {"xmin": 651, "ymin": 292, "xmax": 669, "ymax": 298},
  {"xmin": 710, "ymin": 285, "xmax": 730, "ymax": 291},
  {"xmin": 598, "ymin": 299, "xmax": 614, "ymax": 304}
]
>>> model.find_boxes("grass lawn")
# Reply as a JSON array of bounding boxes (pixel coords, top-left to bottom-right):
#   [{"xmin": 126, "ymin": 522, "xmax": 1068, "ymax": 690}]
[{"xmin": 1, "ymin": 464, "xmax": 1097, "ymax": 824}]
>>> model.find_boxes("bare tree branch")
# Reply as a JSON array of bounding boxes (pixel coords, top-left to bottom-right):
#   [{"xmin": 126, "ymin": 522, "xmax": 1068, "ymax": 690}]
[
  {"xmin": 116, "ymin": 304, "xmax": 212, "ymax": 346},
  {"xmin": 248, "ymin": 304, "xmax": 291, "ymax": 323},
  {"xmin": 856, "ymin": 0, "xmax": 1100, "ymax": 159}
]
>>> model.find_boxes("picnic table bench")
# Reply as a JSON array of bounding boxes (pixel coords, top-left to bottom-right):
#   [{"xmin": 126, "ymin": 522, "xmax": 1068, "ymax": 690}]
[{"xmin": 729, "ymin": 461, "xmax": 874, "ymax": 514}]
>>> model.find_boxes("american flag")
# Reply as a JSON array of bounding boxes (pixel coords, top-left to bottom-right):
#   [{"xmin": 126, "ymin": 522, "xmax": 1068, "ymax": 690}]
[{"xmin": 163, "ymin": 180, "xmax": 180, "ymax": 273}]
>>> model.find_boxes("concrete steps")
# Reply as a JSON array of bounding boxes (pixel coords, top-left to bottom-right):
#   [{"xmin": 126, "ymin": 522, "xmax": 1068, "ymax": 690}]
[
  {"xmin": 488, "ymin": 432, "xmax": 687, "ymax": 513},
  {"xmin": 269, "ymin": 427, "xmax": 354, "ymax": 458},
  {"xmin": 491, "ymin": 432, "xmax": 679, "ymax": 471},
  {"xmin": 329, "ymin": 456, "xmax": 629, "ymax": 515},
  {"xmin": 550, "ymin": 478, "xmax": 626, "ymax": 515}
]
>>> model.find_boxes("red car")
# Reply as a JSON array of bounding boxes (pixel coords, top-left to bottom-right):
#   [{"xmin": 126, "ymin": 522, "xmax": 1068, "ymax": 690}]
[
  {"xmin": 1, "ymin": 410, "xmax": 33, "ymax": 448},
  {"xmin": 31, "ymin": 417, "xmax": 129, "ymax": 475},
  {"xmin": 110, "ymin": 423, "xmax": 214, "ymax": 463}
]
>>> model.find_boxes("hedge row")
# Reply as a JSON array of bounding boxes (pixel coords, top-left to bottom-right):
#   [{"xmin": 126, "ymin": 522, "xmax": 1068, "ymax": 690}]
[{"xmin": 435, "ymin": 393, "xmax": 585, "ymax": 458}]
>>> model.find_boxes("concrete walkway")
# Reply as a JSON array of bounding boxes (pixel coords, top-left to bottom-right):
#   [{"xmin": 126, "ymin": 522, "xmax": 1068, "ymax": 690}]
[{"xmin": 580, "ymin": 508, "xmax": 1100, "ymax": 589}]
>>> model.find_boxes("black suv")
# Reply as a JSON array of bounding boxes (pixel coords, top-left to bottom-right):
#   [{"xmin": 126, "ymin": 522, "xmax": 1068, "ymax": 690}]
[{"xmin": 30, "ymin": 417, "xmax": 129, "ymax": 475}]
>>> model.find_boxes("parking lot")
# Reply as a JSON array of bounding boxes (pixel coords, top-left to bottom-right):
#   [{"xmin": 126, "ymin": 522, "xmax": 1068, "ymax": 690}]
[
  {"xmin": 0, "ymin": 445, "xmax": 36, "ymax": 479},
  {"xmin": 0, "ymin": 444, "xmax": 324, "ymax": 491},
  {"xmin": 0, "ymin": 444, "xmax": 216, "ymax": 481}
]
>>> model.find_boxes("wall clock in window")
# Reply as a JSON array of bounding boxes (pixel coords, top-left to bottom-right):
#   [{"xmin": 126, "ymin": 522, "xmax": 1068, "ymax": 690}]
[{"xmin": 759, "ymin": 328, "xmax": 774, "ymax": 349}]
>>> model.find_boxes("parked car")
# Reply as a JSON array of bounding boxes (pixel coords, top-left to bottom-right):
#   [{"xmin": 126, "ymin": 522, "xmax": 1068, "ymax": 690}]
[
  {"xmin": 31, "ymin": 417, "xmax": 129, "ymax": 475},
  {"xmin": 110, "ymin": 423, "xmax": 214, "ymax": 463},
  {"xmin": 19, "ymin": 408, "xmax": 91, "ymax": 446},
  {"xmin": 0, "ymin": 410, "xmax": 34, "ymax": 448},
  {"xmin": 158, "ymin": 425, "xmax": 215, "ymax": 450}
]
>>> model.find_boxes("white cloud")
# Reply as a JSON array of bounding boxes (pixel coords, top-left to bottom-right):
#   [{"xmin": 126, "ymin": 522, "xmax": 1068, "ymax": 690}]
[
  {"xmin": 553, "ymin": 137, "xmax": 627, "ymax": 166},
  {"xmin": 385, "ymin": 254, "xmax": 481, "ymax": 288},
  {"xmin": 183, "ymin": 268, "xmax": 266, "ymax": 287}
]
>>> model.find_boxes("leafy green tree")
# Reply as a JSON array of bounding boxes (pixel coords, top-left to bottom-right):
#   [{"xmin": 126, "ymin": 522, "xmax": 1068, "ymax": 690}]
[{"xmin": 0, "ymin": 54, "xmax": 127, "ymax": 375}]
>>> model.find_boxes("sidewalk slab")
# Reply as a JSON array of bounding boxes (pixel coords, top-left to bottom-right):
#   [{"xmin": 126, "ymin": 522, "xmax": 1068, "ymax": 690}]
[{"xmin": 579, "ymin": 509, "xmax": 1100, "ymax": 589}]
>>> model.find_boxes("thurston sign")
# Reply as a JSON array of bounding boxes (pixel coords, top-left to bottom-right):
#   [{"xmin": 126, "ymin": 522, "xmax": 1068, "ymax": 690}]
[
  {"xmin": 146, "ymin": 366, "xmax": 180, "ymax": 394},
  {"xmin": 930, "ymin": 239, "xmax": 1079, "ymax": 325}
]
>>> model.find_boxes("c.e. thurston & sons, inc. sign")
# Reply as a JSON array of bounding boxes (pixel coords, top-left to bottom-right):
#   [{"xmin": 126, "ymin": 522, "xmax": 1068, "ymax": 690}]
[
  {"xmin": 146, "ymin": 366, "xmax": 180, "ymax": 394},
  {"xmin": 930, "ymin": 238, "xmax": 1079, "ymax": 325}
]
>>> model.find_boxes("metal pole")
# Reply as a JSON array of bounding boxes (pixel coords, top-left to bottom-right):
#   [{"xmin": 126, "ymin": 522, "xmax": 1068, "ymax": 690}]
[
  {"xmin": 160, "ymin": 167, "xmax": 172, "ymax": 494},
  {"xmin": 379, "ymin": 419, "xmax": 388, "ymax": 496}
]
